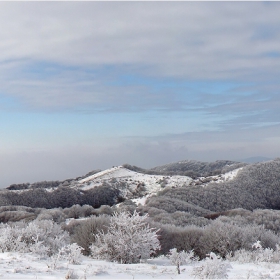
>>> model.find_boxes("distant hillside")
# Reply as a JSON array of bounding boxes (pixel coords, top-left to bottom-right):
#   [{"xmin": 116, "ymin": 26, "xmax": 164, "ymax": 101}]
[
  {"xmin": 149, "ymin": 160, "xmax": 247, "ymax": 178},
  {"xmin": 6, "ymin": 169, "xmax": 101, "ymax": 191},
  {"xmin": 6, "ymin": 160, "xmax": 245, "ymax": 190},
  {"xmin": 146, "ymin": 158, "xmax": 280, "ymax": 214}
]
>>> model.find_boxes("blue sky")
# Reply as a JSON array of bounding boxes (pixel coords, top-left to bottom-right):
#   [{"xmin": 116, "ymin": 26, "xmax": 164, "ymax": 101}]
[{"xmin": 0, "ymin": 2, "xmax": 280, "ymax": 187}]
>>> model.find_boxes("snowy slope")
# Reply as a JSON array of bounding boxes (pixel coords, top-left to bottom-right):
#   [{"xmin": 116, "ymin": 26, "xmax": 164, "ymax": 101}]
[
  {"xmin": 79, "ymin": 166, "xmax": 125, "ymax": 183},
  {"xmin": 77, "ymin": 165, "xmax": 193, "ymax": 201},
  {"xmin": 79, "ymin": 166, "xmax": 192, "ymax": 187},
  {"xmin": 190, "ymin": 167, "xmax": 243, "ymax": 187}
]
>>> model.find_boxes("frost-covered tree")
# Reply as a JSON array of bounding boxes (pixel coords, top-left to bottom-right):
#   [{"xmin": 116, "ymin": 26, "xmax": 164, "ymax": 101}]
[
  {"xmin": 168, "ymin": 248, "xmax": 197, "ymax": 274},
  {"xmin": 90, "ymin": 211, "xmax": 160, "ymax": 264}
]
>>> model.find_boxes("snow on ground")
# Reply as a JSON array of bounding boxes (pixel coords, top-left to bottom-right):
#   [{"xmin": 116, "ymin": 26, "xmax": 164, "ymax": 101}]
[
  {"xmin": 65, "ymin": 217, "xmax": 90, "ymax": 225},
  {"xmin": 78, "ymin": 166, "xmax": 192, "ymax": 201},
  {"xmin": 1, "ymin": 252, "xmax": 280, "ymax": 279},
  {"xmin": 222, "ymin": 167, "xmax": 243, "ymax": 181},
  {"xmin": 132, "ymin": 195, "xmax": 148, "ymax": 206},
  {"xmin": 79, "ymin": 166, "xmax": 192, "ymax": 189},
  {"xmin": 191, "ymin": 167, "xmax": 243, "ymax": 187},
  {"xmin": 79, "ymin": 166, "xmax": 124, "ymax": 183}
]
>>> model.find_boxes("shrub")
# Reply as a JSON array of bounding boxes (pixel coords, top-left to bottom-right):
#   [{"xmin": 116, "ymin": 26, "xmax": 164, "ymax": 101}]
[
  {"xmin": 152, "ymin": 222, "xmax": 203, "ymax": 256},
  {"xmin": 58, "ymin": 243, "xmax": 83, "ymax": 264},
  {"xmin": 0, "ymin": 219, "xmax": 70, "ymax": 256},
  {"xmin": 71, "ymin": 215, "xmax": 110, "ymax": 255},
  {"xmin": 90, "ymin": 211, "xmax": 160, "ymax": 264},
  {"xmin": 168, "ymin": 248, "xmax": 198, "ymax": 274},
  {"xmin": 192, "ymin": 252, "xmax": 232, "ymax": 279},
  {"xmin": 198, "ymin": 218, "xmax": 280, "ymax": 258},
  {"xmin": 227, "ymin": 241, "xmax": 277, "ymax": 264}
]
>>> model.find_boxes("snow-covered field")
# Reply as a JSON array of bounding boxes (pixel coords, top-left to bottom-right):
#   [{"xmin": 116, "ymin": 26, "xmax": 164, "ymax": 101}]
[{"xmin": 0, "ymin": 252, "xmax": 279, "ymax": 279}]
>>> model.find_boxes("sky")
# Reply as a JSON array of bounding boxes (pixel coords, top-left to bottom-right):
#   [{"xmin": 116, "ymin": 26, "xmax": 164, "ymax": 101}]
[{"xmin": 0, "ymin": 1, "xmax": 280, "ymax": 187}]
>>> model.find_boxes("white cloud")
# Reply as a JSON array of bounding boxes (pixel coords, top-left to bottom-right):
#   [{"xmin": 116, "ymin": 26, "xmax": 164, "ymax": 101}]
[
  {"xmin": 0, "ymin": 2, "xmax": 279, "ymax": 78},
  {"xmin": 0, "ymin": 2, "xmax": 279, "ymax": 114}
]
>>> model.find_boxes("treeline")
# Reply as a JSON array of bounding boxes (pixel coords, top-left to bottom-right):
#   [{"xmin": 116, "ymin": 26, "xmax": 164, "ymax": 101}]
[
  {"xmin": 6, "ymin": 169, "xmax": 101, "ymax": 190},
  {"xmin": 7, "ymin": 181, "xmax": 61, "ymax": 190},
  {"xmin": 124, "ymin": 160, "xmax": 246, "ymax": 178},
  {"xmin": 0, "ymin": 184, "xmax": 122, "ymax": 209},
  {"xmin": 150, "ymin": 160, "xmax": 247, "ymax": 177},
  {"xmin": 0, "ymin": 203, "xmax": 114, "ymax": 224}
]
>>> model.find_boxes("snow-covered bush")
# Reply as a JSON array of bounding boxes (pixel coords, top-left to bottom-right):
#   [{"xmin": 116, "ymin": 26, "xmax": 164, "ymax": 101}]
[
  {"xmin": 228, "ymin": 248, "xmax": 275, "ymax": 264},
  {"xmin": 0, "ymin": 225, "xmax": 25, "ymax": 252},
  {"xmin": 47, "ymin": 243, "xmax": 83, "ymax": 270},
  {"xmin": 255, "ymin": 247, "xmax": 274, "ymax": 263},
  {"xmin": 168, "ymin": 248, "xmax": 198, "ymax": 274},
  {"xmin": 251, "ymin": 241, "xmax": 274, "ymax": 263},
  {"xmin": 198, "ymin": 218, "xmax": 280, "ymax": 258},
  {"xmin": 271, "ymin": 244, "xmax": 280, "ymax": 262},
  {"xmin": 21, "ymin": 219, "xmax": 70, "ymax": 256},
  {"xmin": 192, "ymin": 252, "xmax": 232, "ymax": 279},
  {"xmin": 58, "ymin": 243, "xmax": 83, "ymax": 264},
  {"xmin": 0, "ymin": 219, "xmax": 70, "ymax": 256},
  {"xmin": 37, "ymin": 208, "xmax": 66, "ymax": 223},
  {"xmin": 227, "ymin": 241, "xmax": 275, "ymax": 264},
  {"xmin": 226, "ymin": 249, "xmax": 255, "ymax": 263},
  {"xmin": 90, "ymin": 211, "xmax": 160, "ymax": 264}
]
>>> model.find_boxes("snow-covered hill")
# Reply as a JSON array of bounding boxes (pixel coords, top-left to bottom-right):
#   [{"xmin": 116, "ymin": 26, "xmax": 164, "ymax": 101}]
[
  {"xmin": 79, "ymin": 166, "xmax": 192, "ymax": 188},
  {"xmin": 77, "ymin": 165, "xmax": 193, "ymax": 201},
  {"xmin": 2, "ymin": 163, "xmax": 244, "ymax": 210},
  {"xmin": 74, "ymin": 165, "xmax": 243, "ymax": 205}
]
